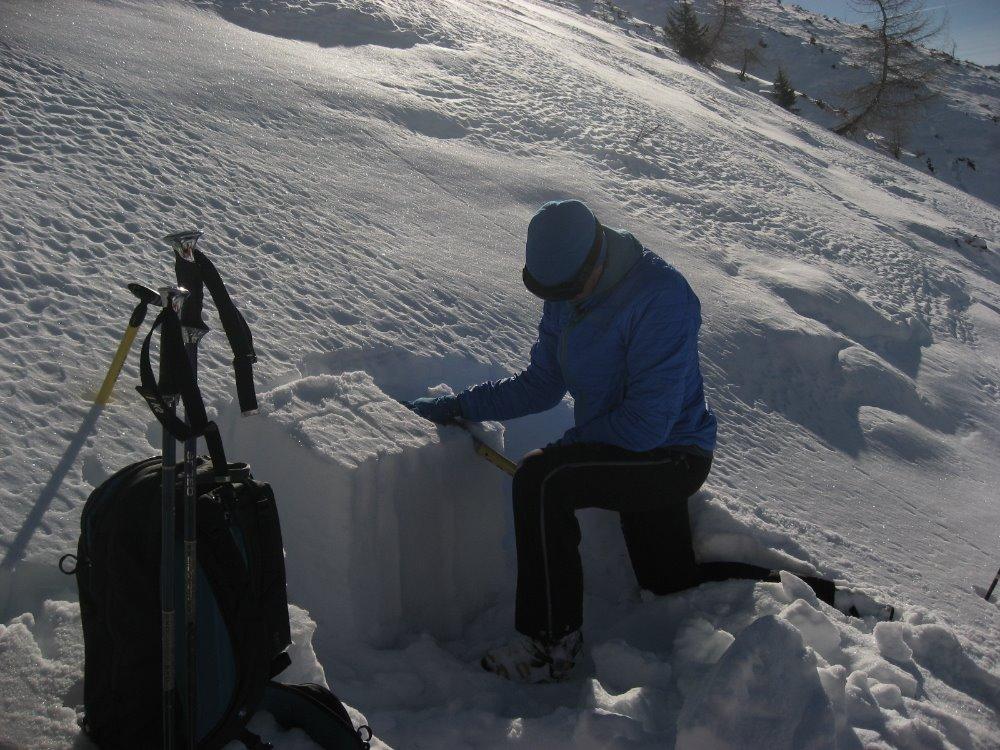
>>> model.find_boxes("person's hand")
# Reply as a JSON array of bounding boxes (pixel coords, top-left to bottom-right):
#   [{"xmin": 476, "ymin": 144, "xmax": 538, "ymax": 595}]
[{"xmin": 405, "ymin": 396, "xmax": 461, "ymax": 425}]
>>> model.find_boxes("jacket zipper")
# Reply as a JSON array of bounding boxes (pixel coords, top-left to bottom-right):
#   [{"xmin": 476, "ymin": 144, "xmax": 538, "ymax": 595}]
[{"xmin": 558, "ymin": 307, "xmax": 589, "ymax": 393}]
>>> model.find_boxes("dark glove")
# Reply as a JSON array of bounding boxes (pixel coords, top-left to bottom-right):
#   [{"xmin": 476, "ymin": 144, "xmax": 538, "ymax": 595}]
[{"xmin": 406, "ymin": 395, "xmax": 462, "ymax": 425}]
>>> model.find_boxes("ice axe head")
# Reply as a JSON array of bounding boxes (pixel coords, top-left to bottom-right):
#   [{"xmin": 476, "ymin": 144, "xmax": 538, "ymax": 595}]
[
  {"xmin": 126, "ymin": 283, "xmax": 162, "ymax": 327},
  {"xmin": 163, "ymin": 230, "xmax": 203, "ymax": 262},
  {"xmin": 93, "ymin": 281, "xmax": 173, "ymax": 406},
  {"xmin": 127, "ymin": 283, "xmax": 188, "ymax": 311},
  {"xmin": 128, "ymin": 283, "xmax": 162, "ymax": 307}
]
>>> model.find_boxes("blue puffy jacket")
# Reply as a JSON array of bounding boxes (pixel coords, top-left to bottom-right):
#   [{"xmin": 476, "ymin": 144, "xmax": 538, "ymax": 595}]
[{"xmin": 457, "ymin": 229, "xmax": 717, "ymax": 453}]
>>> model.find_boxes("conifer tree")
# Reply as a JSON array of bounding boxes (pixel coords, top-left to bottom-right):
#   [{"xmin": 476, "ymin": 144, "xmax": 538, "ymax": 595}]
[
  {"xmin": 773, "ymin": 68, "xmax": 797, "ymax": 109},
  {"xmin": 665, "ymin": 1, "xmax": 712, "ymax": 64}
]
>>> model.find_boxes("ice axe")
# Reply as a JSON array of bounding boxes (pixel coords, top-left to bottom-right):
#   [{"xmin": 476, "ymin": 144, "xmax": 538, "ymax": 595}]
[{"xmin": 94, "ymin": 283, "xmax": 165, "ymax": 405}]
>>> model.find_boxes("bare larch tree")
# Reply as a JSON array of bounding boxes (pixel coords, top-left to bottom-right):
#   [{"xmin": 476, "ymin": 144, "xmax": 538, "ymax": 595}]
[{"xmin": 834, "ymin": 0, "xmax": 944, "ymax": 139}]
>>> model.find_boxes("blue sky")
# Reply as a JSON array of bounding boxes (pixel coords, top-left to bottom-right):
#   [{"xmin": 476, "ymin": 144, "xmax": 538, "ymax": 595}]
[{"xmin": 789, "ymin": 0, "xmax": 1000, "ymax": 66}]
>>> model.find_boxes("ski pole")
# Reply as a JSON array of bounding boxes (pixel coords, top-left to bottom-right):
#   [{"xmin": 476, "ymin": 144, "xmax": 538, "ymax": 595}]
[
  {"xmin": 94, "ymin": 284, "xmax": 160, "ymax": 405},
  {"xmin": 985, "ymin": 565, "xmax": 1000, "ymax": 601},
  {"xmin": 156, "ymin": 285, "xmax": 188, "ymax": 750},
  {"xmin": 165, "ymin": 230, "xmax": 206, "ymax": 750}
]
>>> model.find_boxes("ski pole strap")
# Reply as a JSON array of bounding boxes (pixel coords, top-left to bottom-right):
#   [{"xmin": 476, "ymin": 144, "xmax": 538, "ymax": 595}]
[
  {"xmin": 137, "ymin": 306, "xmax": 229, "ymax": 477},
  {"xmin": 191, "ymin": 248, "xmax": 258, "ymax": 415}
]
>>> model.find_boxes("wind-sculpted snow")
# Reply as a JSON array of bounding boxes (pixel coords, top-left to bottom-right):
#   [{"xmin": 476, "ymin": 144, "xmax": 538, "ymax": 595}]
[
  {"xmin": 1, "ymin": 0, "xmax": 999, "ymax": 747},
  {"xmin": 195, "ymin": 0, "xmax": 460, "ymax": 50}
]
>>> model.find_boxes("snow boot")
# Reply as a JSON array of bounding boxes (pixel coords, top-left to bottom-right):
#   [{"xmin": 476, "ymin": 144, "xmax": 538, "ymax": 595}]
[{"xmin": 481, "ymin": 630, "xmax": 582, "ymax": 683}]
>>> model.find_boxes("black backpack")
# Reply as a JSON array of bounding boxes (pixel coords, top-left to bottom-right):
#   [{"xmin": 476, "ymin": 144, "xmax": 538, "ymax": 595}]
[
  {"xmin": 66, "ymin": 244, "xmax": 372, "ymax": 749},
  {"xmin": 69, "ymin": 455, "xmax": 371, "ymax": 749}
]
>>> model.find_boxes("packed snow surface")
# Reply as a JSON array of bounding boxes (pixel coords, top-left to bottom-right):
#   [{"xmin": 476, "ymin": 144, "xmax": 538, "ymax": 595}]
[{"xmin": 1, "ymin": 0, "xmax": 998, "ymax": 748}]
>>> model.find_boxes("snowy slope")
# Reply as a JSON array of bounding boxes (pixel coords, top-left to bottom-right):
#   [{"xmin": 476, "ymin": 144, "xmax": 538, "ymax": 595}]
[
  {"xmin": 575, "ymin": 0, "xmax": 1000, "ymax": 209},
  {"xmin": 1, "ymin": 0, "xmax": 999, "ymax": 748}
]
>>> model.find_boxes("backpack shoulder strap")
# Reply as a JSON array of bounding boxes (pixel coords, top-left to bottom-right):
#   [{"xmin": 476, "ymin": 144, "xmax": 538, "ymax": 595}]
[
  {"xmin": 191, "ymin": 248, "xmax": 258, "ymax": 416},
  {"xmin": 260, "ymin": 681, "xmax": 371, "ymax": 750}
]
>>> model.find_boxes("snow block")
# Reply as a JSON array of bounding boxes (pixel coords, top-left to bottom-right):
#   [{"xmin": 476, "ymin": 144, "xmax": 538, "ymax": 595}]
[
  {"xmin": 222, "ymin": 371, "xmax": 509, "ymax": 649},
  {"xmin": 278, "ymin": 604, "xmax": 329, "ymax": 687},
  {"xmin": 873, "ymin": 621, "xmax": 913, "ymax": 664},
  {"xmin": 676, "ymin": 615, "xmax": 836, "ymax": 750},
  {"xmin": 779, "ymin": 598, "xmax": 843, "ymax": 664},
  {"xmin": 673, "ymin": 617, "xmax": 735, "ymax": 667}
]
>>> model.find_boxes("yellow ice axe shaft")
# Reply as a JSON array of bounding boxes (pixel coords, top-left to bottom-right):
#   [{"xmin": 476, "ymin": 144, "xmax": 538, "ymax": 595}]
[
  {"xmin": 95, "ymin": 323, "xmax": 141, "ymax": 405},
  {"xmin": 471, "ymin": 434, "xmax": 518, "ymax": 476},
  {"xmin": 94, "ymin": 286, "xmax": 159, "ymax": 406}
]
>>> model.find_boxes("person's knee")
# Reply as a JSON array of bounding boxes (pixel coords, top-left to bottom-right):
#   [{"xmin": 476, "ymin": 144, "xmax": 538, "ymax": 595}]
[
  {"xmin": 517, "ymin": 448, "xmax": 547, "ymax": 474},
  {"xmin": 513, "ymin": 448, "xmax": 548, "ymax": 488},
  {"xmin": 513, "ymin": 448, "xmax": 561, "ymax": 520},
  {"xmin": 520, "ymin": 447, "xmax": 544, "ymax": 463}
]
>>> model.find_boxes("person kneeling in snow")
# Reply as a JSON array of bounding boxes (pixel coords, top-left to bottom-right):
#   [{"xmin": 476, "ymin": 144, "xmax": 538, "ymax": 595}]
[{"xmin": 408, "ymin": 199, "xmax": 718, "ymax": 682}]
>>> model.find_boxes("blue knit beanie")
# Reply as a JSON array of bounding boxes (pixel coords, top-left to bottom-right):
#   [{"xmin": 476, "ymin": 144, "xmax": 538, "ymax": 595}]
[{"xmin": 525, "ymin": 200, "xmax": 599, "ymax": 286}]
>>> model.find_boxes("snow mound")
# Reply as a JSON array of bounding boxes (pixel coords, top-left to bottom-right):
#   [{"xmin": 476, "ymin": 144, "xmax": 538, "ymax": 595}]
[
  {"xmin": 223, "ymin": 368, "xmax": 509, "ymax": 650},
  {"xmin": 751, "ymin": 259, "xmax": 931, "ymax": 375},
  {"xmin": 585, "ymin": 571, "xmax": 997, "ymax": 750},
  {"xmin": 712, "ymin": 262, "xmax": 955, "ymax": 457},
  {"xmin": 676, "ymin": 615, "xmax": 836, "ymax": 750},
  {"xmin": 198, "ymin": 0, "xmax": 459, "ymax": 49},
  {"xmin": 0, "ymin": 601, "xmax": 82, "ymax": 750}
]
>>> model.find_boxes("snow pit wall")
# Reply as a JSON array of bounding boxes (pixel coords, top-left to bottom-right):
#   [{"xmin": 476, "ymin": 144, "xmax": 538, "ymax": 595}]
[{"xmin": 222, "ymin": 371, "xmax": 509, "ymax": 650}]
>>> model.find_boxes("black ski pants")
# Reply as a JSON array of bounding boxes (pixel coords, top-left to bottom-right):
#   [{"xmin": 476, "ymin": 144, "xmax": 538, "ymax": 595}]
[{"xmin": 512, "ymin": 442, "xmax": 711, "ymax": 642}]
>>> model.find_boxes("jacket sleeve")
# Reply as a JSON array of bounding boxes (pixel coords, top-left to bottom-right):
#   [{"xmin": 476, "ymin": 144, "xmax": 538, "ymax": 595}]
[
  {"xmin": 457, "ymin": 304, "xmax": 567, "ymax": 422},
  {"xmin": 559, "ymin": 291, "xmax": 696, "ymax": 452}
]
